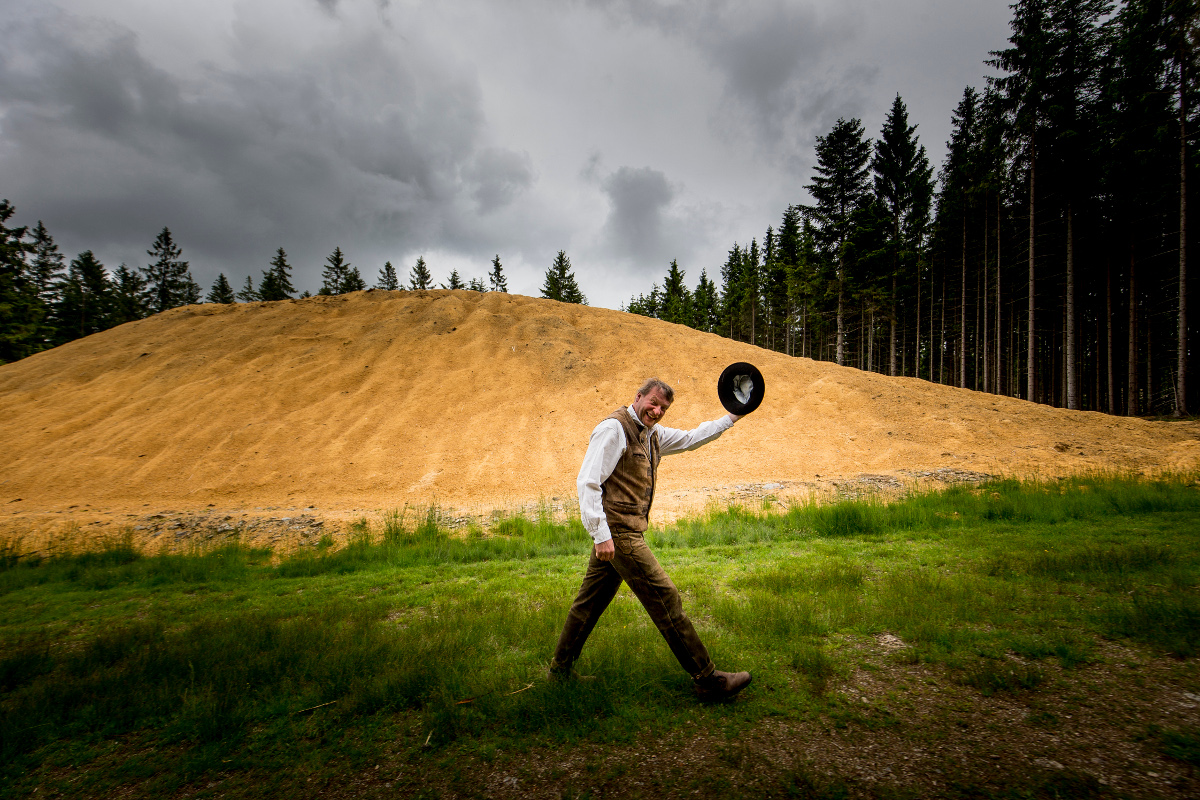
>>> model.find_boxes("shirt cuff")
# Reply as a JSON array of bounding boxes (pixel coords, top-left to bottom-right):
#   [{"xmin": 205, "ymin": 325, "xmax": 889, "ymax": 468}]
[{"xmin": 589, "ymin": 523, "xmax": 612, "ymax": 545}]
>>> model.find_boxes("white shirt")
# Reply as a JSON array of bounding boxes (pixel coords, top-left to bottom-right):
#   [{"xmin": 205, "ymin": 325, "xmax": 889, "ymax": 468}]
[{"xmin": 577, "ymin": 405, "xmax": 736, "ymax": 544}]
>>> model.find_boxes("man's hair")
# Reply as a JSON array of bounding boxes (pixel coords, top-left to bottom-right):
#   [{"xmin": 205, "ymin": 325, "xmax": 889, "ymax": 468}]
[{"xmin": 637, "ymin": 377, "xmax": 674, "ymax": 402}]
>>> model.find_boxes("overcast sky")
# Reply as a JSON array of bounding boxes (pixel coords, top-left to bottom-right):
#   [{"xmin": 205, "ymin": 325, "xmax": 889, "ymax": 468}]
[{"xmin": 1, "ymin": 0, "xmax": 1014, "ymax": 309}]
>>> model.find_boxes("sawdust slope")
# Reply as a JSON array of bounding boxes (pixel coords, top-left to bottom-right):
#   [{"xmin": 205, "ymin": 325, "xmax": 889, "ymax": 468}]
[{"xmin": 2, "ymin": 290, "xmax": 1198, "ymax": 519}]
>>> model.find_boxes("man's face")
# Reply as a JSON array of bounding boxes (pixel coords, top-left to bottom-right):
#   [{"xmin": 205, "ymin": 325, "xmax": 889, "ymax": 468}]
[{"xmin": 632, "ymin": 387, "xmax": 672, "ymax": 427}]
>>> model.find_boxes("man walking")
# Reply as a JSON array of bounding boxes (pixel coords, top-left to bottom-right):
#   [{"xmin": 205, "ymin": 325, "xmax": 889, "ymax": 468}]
[{"xmin": 549, "ymin": 377, "xmax": 752, "ymax": 700}]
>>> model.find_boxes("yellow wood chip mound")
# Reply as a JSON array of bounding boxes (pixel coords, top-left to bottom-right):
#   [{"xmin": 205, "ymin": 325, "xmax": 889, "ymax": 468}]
[{"xmin": 2, "ymin": 289, "xmax": 1199, "ymax": 547}]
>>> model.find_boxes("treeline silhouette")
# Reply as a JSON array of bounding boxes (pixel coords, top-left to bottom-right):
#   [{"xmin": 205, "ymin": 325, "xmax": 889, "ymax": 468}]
[
  {"xmin": 0, "ymin": 194, "xmax": 598, "ymax": 362},
  {"xmin": 0, "ymin": 208, "xmax": 526, "ymax": 362}
]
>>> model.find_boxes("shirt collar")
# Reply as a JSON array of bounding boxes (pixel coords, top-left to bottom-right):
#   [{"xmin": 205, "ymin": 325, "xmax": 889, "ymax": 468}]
[{"xmin": 627, "ymin": 404, "xmax": 650, "ymax": 431}]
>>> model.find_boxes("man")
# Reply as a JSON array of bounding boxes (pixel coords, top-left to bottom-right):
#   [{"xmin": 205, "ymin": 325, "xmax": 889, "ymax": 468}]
[{"xmin": 549, "ymin": 377, "xmax": 752, "ymax": 700}]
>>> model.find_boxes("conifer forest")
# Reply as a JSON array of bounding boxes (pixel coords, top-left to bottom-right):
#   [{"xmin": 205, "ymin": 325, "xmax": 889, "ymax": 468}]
[
  {"xmin": 1, "ymin": 0, "xmax": 1197, "ymax": 418},
  {"xmin": 629, "ymin": 0, "xmax": 1198, "ymax": 418}
]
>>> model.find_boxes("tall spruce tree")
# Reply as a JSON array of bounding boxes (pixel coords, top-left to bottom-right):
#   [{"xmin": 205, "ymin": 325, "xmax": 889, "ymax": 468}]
[
  {"xmin": 763, "ymin": 226, "xmax": 790, "ymax": 350},
  {"xmin": 376, "ymin": 261, "xmax": 400, "ymax": 290},
  {"xmin": 0, "ymin": 200, "xmax": 38, "ymax": 362},
  {"xmin": 141, "ymin": 227, "xmax": 190, "ymax": 314},
  {"xmin": 777, "ymin": 206, "xmax": 806, "ymax": 356},
  {"xmin": 237, "ymin": 275, "xmax": 260, "ymax": 302},
  {"xmin": 541, "ymin": 251, "xmax": 586, "ymax": 304},
  {"xmin": 21, "ymin": 220, "xmax": 61, "ymax": 352},
  {"xmin": 320, "ymin": 247, "xmax": 351, "ymax": 295},
  {"xmin": 28, "ymin": 221, "xmax": 64, "ymax": 304},
  {"xmin": 1049, "ymin": 0, "xmax": 1112, "ymax": 409},
  {"xmin": 939, "ymin": 87, "xmax": 982, "ymax": 388},
  {"xmin": 489, "ymin": 255, "xmax": 508, "ymax": 292},
  {"xmin": 990, "ymin": 0, "xmax": 1054, "ymax": 401},
  {"xmin": 1100, "ymin": 0, "xmax": 1174, "ymax": 414},
  {"xmin": 55, "ymin": 250, "xmax": 110, "ymax": 341},
  {"xmin": 1168, "ymin": 0, "xmax": 1199, "ymax": 414},
  {"xmin": 720, "ymin": 242, "xmax": 745, "ymax": 339},
  {"xmin": 110, "ymin": 264, "xmax": 147, "ymax": 323},
  {"xmin": 409, "ymin": 256, "xmax": 432, "ymax": 290},
  {"xmin": 872, "ymin": 94, "xmax": 934, "ymax": 375},
  {"xmin": 207, "ymin": 273, "xmax": 236, "ymax": 304},
  {"xmin": 181, "ymin": 273, "xmax": 203, "ymax": 305},
  {"xmin": 442, "ymin": 269, "xmax": 465, "ymax": 290},
  {"xmin": 259, "ymin": 247, "xmax": 296, "ymax": 301},
  {"xmin": 693, "ymin": 268, "xmax": 719, "ymax": 333},
  {"xmin": 742, "ymin": 239, "xmax": 762, "ymax": 346},
  {"xmin": 660, "ymin": 260, "xmax": 693, "ymax": 326},
  {"xmin": 342, "ymin": 266, "xmax": 366, "ymax": 293},
  {"xmin": 805, "ymin": 118, "xmax": 873, "ymax": 366}
]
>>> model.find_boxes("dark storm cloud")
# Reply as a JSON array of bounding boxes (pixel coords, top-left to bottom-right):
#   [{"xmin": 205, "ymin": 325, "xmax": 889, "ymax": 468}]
[
  {"xmin": 0, "ymin": 4, "xmax": 529, "ymax": 287},
  {"xmin": 599, "ymin": 166, "xmax": 675, "ymax": 265},
  {"xmin": 595, "ymin": 164, "xmax": 717, "ymax": 275},
  {"xmin": 314, "ymin": 0, "xmax": 391, "ymax": 14},
  {"xmin": 586, "ymin": 0, "xmax": 866, "ymax": 164},
  {"xmin": 465, "ymin": 148, "xmax": 535, "ymax": 215},
  {"xmin": 0, "ymin": 0, "xmax": 1016, "ymax": 308}
]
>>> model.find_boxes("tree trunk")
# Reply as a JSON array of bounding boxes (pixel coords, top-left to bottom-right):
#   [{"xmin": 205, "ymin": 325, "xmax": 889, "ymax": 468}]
[
  {"xmin": 940, "ymin": 270, "xmax": 947, "ymax": 384},
  {"xmin": 1128, "ymin": 244, "xmax": 1138, "ymax": 416},
  {"xmin": 836, "ymin": 255, "xmax": 845, "ymax": 366},
  {"xmin": 868, "ymin": 307, "xmax": 876, "ymax": 372},
  {"xmin": 1179, "ymin": 45, "xmax": 1190, "ymax": 416},
  {"xmin": 976, "ymin": 263, "xmax": 982, "ymax": 391},
  {"xmin": 1148, "ymin": 324, "xmax": 1153, "ymax": 412},
  {"xmin": 983, "ymin": 193, "xmax": 990, "ymax": 394},
  {"xmin": 960, "ymin": 208, "xmax": 968, "ymax": 389},
  {"xmin": 750, "ymin": 294, "xmax": 756, "ymax": 346},
  {"xmin": 1067, "ymin": 202, "xmax": 1078, "ymax": 409},
  {"xmin": 996, "ymin": 193, "xmax": 1002, "ymax": 396},
  {"xmin": 1028, "ymin": 136, "xmax": 1037, "ymax": 402},
  {"xmin": 890, "ymin": 275, "xmax": 898, "ymax": 376},
  {"xmin": 802, "ymin": 301, "xmax": 808, "ymax": 359},
  {"xmin": 916, "ymin": 262, "xmax": 922, "ymax": 381},
  {"xmin": 931, "ymin": 260, "xmax": 936, "ymax": 382},
  {"xmin": 1107, "ymin": 257, "xmax": 1116, "ymax": 415}
]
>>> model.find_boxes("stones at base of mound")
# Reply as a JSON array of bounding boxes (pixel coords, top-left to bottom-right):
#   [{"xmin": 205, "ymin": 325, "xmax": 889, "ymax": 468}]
[
  {"xmin": 130, "ymin": 512, "xmax": 326, "ymax": 544},
  {"xmin": 898, "ymin": 467, "xmax": 994, "ymax": 483},
  {"xmin": 725, "ymin": 481, "xmax": 793, "ymax": 501}
]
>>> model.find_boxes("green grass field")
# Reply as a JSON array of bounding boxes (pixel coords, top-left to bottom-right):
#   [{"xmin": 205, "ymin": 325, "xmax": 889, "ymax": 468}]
[{"xmin": 2, "ymin": 474, "xmax": 1199, "ymax": 799}]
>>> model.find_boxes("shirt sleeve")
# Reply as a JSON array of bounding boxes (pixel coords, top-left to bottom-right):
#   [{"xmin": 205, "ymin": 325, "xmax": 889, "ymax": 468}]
[
  {"xmin": 655, "ymin": 414, "xmax": 736, "ymax": 457},
  {"xmin": 576, "ymin": 419, "xmax": 626, "ymax": 545}
]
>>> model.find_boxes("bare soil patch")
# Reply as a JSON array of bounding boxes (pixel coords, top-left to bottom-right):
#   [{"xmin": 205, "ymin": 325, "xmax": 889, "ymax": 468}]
[{"xmin": 337, "ymin": 640, "xmax": 1200, "ymax": 800}]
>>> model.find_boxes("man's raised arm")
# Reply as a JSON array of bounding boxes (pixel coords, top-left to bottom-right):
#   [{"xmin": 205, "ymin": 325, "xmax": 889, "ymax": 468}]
[{"xmin": 656, "ymin": 412, "xmax": 739, "ymax": 457}]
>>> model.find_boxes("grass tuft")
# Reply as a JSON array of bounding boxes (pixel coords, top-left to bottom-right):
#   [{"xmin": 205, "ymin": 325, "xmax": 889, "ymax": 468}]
[{"xmin": 956, "ymin": 658, "xmax": 1045, "ymax": 695}]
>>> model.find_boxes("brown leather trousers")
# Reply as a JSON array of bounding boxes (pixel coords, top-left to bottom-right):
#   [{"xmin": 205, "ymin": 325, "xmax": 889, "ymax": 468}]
[{"xmin": 550, "ymin": 528, "xmax": 714, "ymax": 679}]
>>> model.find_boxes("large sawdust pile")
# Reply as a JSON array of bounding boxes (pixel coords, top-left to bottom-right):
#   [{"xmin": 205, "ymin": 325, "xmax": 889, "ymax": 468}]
[{"xmin": 2, "ymin": 290, "xmax": 1199, "ymax": 547}]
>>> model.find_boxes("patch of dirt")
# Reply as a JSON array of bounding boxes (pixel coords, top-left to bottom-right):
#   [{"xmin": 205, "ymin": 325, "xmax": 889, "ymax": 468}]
[
  {"xmin": 3, "ymin": 290, "xmax": 1199, "ymax": 554},
  {"xmin": 350, "ymin": 639, "xmax": 1200, "ymax": 800}
]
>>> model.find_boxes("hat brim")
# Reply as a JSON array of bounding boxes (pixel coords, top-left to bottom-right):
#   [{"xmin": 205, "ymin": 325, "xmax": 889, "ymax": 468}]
[{"xmin": 717, "ymin": 362, "xmax": 765, "ymax": 415}]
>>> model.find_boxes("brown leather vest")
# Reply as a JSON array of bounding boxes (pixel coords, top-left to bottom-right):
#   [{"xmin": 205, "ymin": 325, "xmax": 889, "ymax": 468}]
[{"xmin": 601, "ymin": 407, "xmax": 661, "ymax": 534}]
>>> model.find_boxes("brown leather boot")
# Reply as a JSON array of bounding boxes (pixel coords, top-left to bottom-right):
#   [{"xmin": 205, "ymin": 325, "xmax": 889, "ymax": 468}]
[{"xmin": 693, "ymin": 669, "xmax": 752, "ymax": 700}]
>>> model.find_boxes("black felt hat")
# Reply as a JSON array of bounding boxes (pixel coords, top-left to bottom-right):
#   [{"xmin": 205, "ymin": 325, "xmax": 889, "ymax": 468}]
[{"xmin": 717, "ymin": 362, "xmax": 765, "ymax": 415}]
